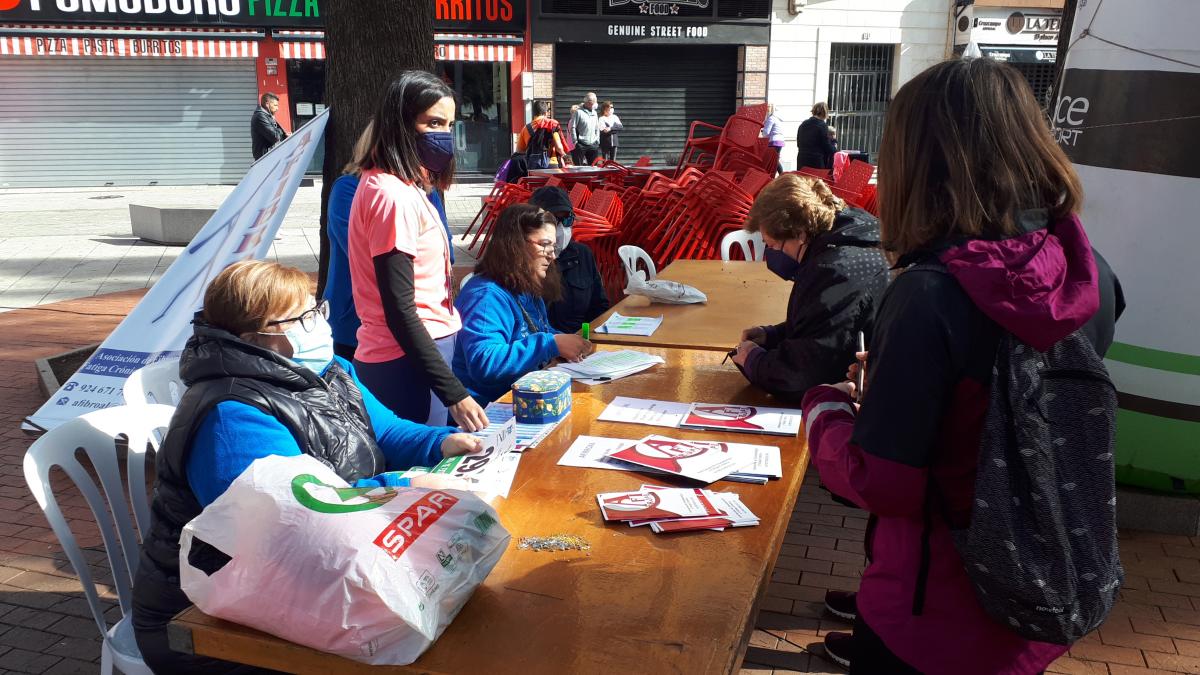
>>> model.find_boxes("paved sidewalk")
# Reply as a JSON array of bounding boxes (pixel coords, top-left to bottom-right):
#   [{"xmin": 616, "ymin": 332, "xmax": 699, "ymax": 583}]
[
  {"xmin": 0, "ymin": 181, "xmax": 489, "ymax": 313},
  {"xmin": 0, "ymin": 293, "xmax": 1198, "ymax": 673}
]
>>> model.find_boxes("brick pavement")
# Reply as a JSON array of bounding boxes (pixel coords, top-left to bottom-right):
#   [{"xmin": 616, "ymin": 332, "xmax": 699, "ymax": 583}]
[{"xmin": 2, "ymin": 292, "xmax": 1200, "ymax": 674}]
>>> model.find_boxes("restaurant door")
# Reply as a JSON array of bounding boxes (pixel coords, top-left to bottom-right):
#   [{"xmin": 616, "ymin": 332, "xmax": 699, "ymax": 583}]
[
  {"xmin": 286, "ymin": 58, "xmax": 326, "ymax": 174},
  {"xmin": 435, "ymin": 61, "xmax": 511, "ymax": 176}
]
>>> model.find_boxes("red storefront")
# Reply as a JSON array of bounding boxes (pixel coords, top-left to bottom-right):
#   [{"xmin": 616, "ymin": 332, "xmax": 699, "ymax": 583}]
[{"xmin": 0, "ymin": 1, "xmax": 528, "ymax": 187}]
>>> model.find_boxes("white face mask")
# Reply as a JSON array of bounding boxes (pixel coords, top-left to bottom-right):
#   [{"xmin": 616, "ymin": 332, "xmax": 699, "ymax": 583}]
[
  {"xmin": 555, "ymin": 222, "xmax": 573, "ymax": 256},
  {"xmin": 284, "ymin": 313, "xmax": 334, "ymax": 374}
]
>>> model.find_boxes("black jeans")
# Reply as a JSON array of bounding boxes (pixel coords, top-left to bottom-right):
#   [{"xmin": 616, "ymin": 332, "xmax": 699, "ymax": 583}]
[{"xmin": 574, "ymin": 142, "xmax": 599, "ymax": 166}]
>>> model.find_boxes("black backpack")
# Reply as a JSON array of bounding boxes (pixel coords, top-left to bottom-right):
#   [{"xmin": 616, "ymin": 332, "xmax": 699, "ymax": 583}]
[
  {"xmin": 952, "ymin": 327, "xmax": 1123, "ymax": 644},
  {"xmin": 525, "ymin": 122, "xmax": 552, "ymax": 170}
]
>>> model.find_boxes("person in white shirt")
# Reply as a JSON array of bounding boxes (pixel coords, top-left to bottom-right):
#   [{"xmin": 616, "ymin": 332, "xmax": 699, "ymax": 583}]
[{"xmin": 598, "ymin": 101, "xmax": 624, "ymax": 162}]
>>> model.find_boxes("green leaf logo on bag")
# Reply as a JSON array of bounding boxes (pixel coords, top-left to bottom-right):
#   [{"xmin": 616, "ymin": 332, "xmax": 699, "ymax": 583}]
[{"xmin": 290, "ymin": 474, "xmax": 397, "ymax": 514}]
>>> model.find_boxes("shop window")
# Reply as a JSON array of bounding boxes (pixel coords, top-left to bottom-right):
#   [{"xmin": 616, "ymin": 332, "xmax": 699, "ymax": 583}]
[{"xmin": 1010, "ymin": 62, "xmax": 1057, "ymax": 111}]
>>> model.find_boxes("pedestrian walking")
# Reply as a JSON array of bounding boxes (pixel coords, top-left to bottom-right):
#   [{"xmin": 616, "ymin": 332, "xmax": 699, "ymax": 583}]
[
  {"xmin": 761, "ymin": 104, "xmax": 785, "ymax": 174},
  {"xmin": 251, "ymin": 92, "xmax": 287, "ymax": 160},
  {"xmin": 598, "ymin": 101, "xmax": 623, "ymax": 162},
  {"xmin": 571, "ymin": 92, "xmax": 601, "ymax": 165}
]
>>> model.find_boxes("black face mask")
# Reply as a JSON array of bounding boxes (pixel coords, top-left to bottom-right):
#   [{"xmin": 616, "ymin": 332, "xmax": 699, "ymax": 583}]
[{"xmin": 765, "ymin": 243, "xmax": 804, "ymax": 280}]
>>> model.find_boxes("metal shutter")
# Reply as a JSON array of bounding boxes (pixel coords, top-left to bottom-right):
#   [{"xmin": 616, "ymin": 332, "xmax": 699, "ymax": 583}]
[
  {"xmin": 554, "ymin": 44, "xmax": 737, "ymax": 164},
  {"xmin": 0, "ymin": 57, "xmax": 256, "ymax": 188}
]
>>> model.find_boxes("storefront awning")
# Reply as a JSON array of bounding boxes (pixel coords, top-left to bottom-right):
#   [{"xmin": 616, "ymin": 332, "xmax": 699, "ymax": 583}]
[
  {"xmin": 274, "ymin": 31, "xmax": 519, "ymax": 62},
  {"xmin": 980, "ymin": 45, "xmax": 1057, "ymax": 64},
  {"xmin": 0, "ymin": 25, "xmax": 261, "ymax": 58}
]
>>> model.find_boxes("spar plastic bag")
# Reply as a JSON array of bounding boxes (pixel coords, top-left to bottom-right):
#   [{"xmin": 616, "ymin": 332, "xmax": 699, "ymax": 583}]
[
  {"xmin": 624, "ymin": 270, "xmax": 708, "ymax": 305},
  {"xmin": 179, "ymin": 454, "xmax": 510, "ymax": 665}
]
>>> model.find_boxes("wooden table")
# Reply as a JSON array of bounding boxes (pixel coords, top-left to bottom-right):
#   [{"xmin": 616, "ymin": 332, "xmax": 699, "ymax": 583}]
[
  {"xmin": 169, "ymin": 346, "xmax": 808, "ymax": 674},
  {"xmin": 590, "ymin": 259, "xmax": 790, "ymax": 352}
]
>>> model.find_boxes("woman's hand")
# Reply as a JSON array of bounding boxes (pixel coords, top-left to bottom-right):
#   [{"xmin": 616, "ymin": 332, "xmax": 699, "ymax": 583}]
[
  {"xmin": 441, "ymin": 433, "xmax": 482, "ymax": 458},
  {"xmin": 409, "ymin": 473, "xmax": 474, "ymax": 491},
  {"xmin": 730, "ymin": 340, "xmax": 758, "ymax": 367},
  {"xmin": 740, "ymin": 326, "xmax": 767, "ymax": 346},
  {"xmin": 449, "ymin": 396, "xmax": 489, "ymax": 432},
  {"xmin": 554, "ymin": 334, "xmax": 593, "ymax": 362}
]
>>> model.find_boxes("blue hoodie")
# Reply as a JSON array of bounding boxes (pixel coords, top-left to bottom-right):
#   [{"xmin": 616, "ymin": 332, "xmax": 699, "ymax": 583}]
[{"xmin": 452, "ymin": 274, "xmax": 560, "ymax": 404}]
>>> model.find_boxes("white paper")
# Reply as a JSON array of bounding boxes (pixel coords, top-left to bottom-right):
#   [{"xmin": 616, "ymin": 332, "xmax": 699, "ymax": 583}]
[
  {"xmin": 475, "ymin": 401, "xmax": 562, "ymax": 452},
  {"xmin": 559, "ymin": 435, "xmax": 779, "ymax": 485},
  {"xmin": 295, "ymin": 102, "xmax": 314, "ymax": 115},
  {"xmin": 314, "ymin": 104, "xmax": 327, "ymax": 114},
  {"xmin": 400, "ymin": 418, "xmax": 521, "ymax": 498},
  {"xmin": 554, "ymin": 349, "xmax": 664, "ymax": 379},
  {"xmin": 557, "ymin": 435, "xmax": 631, "ymax": 471},
  {"xmin": 597, "ymin": 396, "xmax": 690, "ymax": 428},
  {"xmin": 595, "ymin": 312, "xmax": 664, "ymax": 336},
  {"xmin": 681, "ymin": 403, "xmax": 803, "ymax": 437}
]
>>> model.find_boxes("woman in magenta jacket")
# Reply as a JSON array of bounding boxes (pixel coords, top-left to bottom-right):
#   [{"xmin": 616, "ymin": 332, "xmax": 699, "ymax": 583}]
[{"xmin": 801, "ymin": 59, "xmax": 1124, "ymax": 674}]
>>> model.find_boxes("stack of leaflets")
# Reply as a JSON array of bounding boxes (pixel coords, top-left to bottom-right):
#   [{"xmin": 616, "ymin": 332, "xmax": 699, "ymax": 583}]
[
  {"xmin": 551, "ymin": 350, "xmax": 664, "ymax": 384},
  {"xmin": 557, "ymin": 435, "xmax": 783, "ymax": 485},
  {"xmin": 478, "ymin": 401, "xmax": 562, "ymax": 452},
  {"xmin": 397, "ymin": 418, "xmax": 520, "ymax": 498},
  {"xmin": 597, "ymin": 484, "xmax": 759, "ymax": 533},
  {"xmin": 597, "ymin": 397, "xmax": 802, "ymax": 437},
  {"xmin": 593, "ymin": 312, "xmax": 664, "ymax": 337}
]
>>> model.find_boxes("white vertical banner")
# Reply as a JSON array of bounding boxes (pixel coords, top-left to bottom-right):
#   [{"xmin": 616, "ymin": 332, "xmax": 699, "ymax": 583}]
[{"xmin": 24, "ymin": 110, "xmax": 330, "ymax": 432}]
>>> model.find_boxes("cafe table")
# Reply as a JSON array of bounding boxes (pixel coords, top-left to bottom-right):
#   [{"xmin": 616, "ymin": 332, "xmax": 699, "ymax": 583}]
[
  {"xmin": 627, "ymin": 163, "xmax": 678, "ymax": 174},
  {"xmin": 528, "ymin": 166, "xmax": 623, "ymax": 177},
  {"xmin": 589, "ymin": 259, "xmax": 790, "ymax": 352},
  {"xmin": 168, "ymin": 346, "xmax": 808, "ymax": 674}
]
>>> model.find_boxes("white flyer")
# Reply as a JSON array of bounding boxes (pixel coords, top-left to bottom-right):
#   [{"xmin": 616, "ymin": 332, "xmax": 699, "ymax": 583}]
[{"xmin": 597, "ymin": 396, "xmax": 691, "ymax": 428}]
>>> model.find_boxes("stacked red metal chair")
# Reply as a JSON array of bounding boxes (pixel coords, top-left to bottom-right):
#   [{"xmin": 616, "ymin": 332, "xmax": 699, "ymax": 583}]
[{"xmin": 464, "ymin": 182, "xmax": 532, "ymax": 255}]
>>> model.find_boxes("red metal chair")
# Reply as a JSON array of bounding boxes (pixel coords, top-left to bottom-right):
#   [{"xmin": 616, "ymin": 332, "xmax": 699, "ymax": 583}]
[
  {"xmin": 568, "ymin": 182, "xmax": 592, "ymax": 210},
  {"xmin": 634, "ymin": 156, "xmax": 652, "ymax": 167},
  {"xmin": 584, "ymin": 189, "xmax": 624, "ymax": 228},
  {"xmin": 466, "ymin": 182, "xmax": 531, "ymax": 255},
  {"xmin": 836, "ymin": 160, "xmax": 875, "ymax": 195},
  {"xmin": 738, "ymin": 168, "xmax": 773, "ymax": 197},
  {"xmin": 735, "ymin": 102, "xmax": 770, "ymax": 124},
  {"xmin": 796, "ymin": 167, "xmax": 832, "ymax": 180}
]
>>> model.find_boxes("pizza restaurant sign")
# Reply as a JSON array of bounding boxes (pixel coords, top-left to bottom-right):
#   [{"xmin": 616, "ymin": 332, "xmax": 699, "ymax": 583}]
[{"xmin": 0, "ymin": 0, "xmax": 526, "ymax": 31}]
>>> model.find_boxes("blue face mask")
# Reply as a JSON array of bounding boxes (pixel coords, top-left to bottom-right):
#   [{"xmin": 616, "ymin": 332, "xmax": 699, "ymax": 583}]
[
  {"xmin": 416, "ymin": 131, "xmax": 454, "ymax": 173},
  {"xmin": 765, "ymin": 246, "xmax": 804, "ymax": 280}
]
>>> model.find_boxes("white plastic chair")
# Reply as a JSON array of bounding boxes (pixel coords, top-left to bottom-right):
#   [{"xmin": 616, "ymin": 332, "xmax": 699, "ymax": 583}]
[
  {"xmin": 23, "ymin": 404, "xmax": 176, "ymax": 675},
  {"xmin": 459, "ymin": 271, "xmax": 476, "ymax": 291},
  {"xmin": 618, "ymin": 245, "xmax": 657, "ymax": 285},
  {"xmin": 721, "ymin": 230, "xmax": 766, "ymax": 262},
  {"xmin": 123, "ymin": 358, "xmax": 184, "ymax": 406}
]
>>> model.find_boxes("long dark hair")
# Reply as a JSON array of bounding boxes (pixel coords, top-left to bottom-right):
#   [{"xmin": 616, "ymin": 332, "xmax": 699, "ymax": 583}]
[
  {"xmin": 361, "ymin": 70, "xmax": 456, "ymax": 191},
  {"xmin": 877, "ymin": 58, "xmax": 1082, "ymax": 258},
  {"xmin": 477, "ymin": 204, "xmax": 562, "ymax": 302}
]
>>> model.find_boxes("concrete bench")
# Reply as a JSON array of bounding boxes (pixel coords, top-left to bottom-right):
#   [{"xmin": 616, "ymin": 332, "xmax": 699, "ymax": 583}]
[{"xmin": 129, "ymin": 204, "xmax": 216, "ymax": 246}]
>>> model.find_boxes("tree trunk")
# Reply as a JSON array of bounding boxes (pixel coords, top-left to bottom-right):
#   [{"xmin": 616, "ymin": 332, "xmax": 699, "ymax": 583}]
[
  {"xmin": 317, "ymin": 0, "xmax": 435, "ymax": 297},
  {"xmin": 1052, "ymin": 0, "xmax": 1078, "ymax": 102}
]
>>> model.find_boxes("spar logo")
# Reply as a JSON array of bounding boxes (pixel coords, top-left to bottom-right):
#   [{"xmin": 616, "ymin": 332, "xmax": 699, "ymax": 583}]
[
  {"xmin": 1052, "ymin": 94, "xmax": 1090, "ymax": 147},
  {"xmin": 374, "ymin": 491, "xmax": 460, "ymax": 560}
]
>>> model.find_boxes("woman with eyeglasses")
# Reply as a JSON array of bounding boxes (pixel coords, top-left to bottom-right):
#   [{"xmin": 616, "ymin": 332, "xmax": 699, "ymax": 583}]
[
  {"xmin": 348, "ymin": 70, "xmax": 490, "ymax": 432},
  {"xmin": 452, "ymin": 204, "xmax": 594, "ymax": 404},
  {"xmin": 132, "ymin": 260, "xmax": 481, "ymax": 674}
]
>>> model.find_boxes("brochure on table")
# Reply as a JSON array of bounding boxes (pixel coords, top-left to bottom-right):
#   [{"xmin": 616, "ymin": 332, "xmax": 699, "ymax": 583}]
[
  {"xmin": 399, "ymin": 418, "xmax": 519, "ymax": 498},
  {"xmin": 599, "ymin": 484, "xmax": 761, "ymax": 534},
  {"xmin": 595, "ymin": 312, "xmax": 664, "ymax": 336},
  {"xmin": 597, "ymin": 397, "xmax": 802, "ymax": 437},
  {"xmin": 552, "ymin": 349, "xmax": 664, "ymax": 384},
  {"xmin": 558, "ymin": 435, "xmax": 782, "ymax": 484}
]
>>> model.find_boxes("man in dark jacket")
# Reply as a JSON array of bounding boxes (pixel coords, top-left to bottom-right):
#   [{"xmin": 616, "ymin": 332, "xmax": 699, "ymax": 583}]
[
  {"xmin": 528, "ymin": 186, "xmax": 610, "ymax": 333},
  {"xmin": 796, "ymin": 101, "xmax": 837, "ymax": 169},
  {"xmin": 251, "ymin": 92, "xmax": 287, "ymax": 160},
  {"xmin": 731, "ymin": 174, "xmax": 889, "ymax": 401}
]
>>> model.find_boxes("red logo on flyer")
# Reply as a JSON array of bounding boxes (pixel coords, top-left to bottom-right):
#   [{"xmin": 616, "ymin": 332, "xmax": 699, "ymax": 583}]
[
  {"xmin": 687, "ymin": 405, "xmax": 764, "ymax": 430},
  {"xmin": 0, "ymin": 0, "xmax": 19, "ymax": 11},
  {"xmin": 624, "ymin": 438, "xmax": 727, "ymax": 472},
  {"xmin": 602, "ymin": 491, "xmax": 661, "ymax": 512},
  {"xmin": 373, "ymin": 491, "xmax": 459, "ymax": 560}
]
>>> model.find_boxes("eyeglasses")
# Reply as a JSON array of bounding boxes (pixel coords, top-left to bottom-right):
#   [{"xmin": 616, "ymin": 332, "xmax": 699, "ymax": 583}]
[
  {"xmin": 528, "ymin": 239, "xmax": 557, "ymax": 258},
  {"xmin": 266, "ymin": 299, "xmax": 329, "ymax": 332}
]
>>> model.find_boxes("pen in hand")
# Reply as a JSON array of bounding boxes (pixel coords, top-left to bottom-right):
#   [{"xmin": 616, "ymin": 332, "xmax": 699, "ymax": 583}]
[{"xmin": 855, "ymin": 331, "xmax": 866, "ymax": 404}]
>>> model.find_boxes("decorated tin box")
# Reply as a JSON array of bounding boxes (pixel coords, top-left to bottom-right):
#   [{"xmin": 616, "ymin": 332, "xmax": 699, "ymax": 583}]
[{"xmin": 511, "ymin": 370, "xmax": 573, "ymax": 424}]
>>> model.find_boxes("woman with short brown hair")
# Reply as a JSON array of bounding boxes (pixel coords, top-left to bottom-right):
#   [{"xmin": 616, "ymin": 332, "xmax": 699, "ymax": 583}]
[
  {"xmin": 800, "ymin": 58, "xmax": 1124, "ymax": 673},
  {"xmin": 731, "ymin": 173, "xmax": 890, "ymax": 401},
  {"xmin": 132, "ymin": 260, "xmax": 480, "ymax": 674},
  {"xmin": 797, "ymin": 101, "xmax": 837, "ymax": 169},
  {"xmin": 452, "ymin": 204, "xmax": 592, "ymax": 404}
]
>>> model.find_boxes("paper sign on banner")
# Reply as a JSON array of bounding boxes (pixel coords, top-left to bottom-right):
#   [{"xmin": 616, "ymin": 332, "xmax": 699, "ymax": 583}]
[{"xmin": 23, "ymin": 111, "xmax": 330, "ymax": 432}]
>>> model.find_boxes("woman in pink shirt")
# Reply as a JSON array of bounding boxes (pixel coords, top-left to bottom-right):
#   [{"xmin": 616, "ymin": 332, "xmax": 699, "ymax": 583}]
[{"xmin": 348, "ymin": 71, "xmax": 488, "ymax": 431}]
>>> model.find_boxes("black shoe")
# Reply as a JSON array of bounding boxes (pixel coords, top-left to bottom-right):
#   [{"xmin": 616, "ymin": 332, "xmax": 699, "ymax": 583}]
[
  {"xmin": 824, "ymin": 590, "xmax": 857, "ymax": 622},
  {"xmin": 823, "ymin": 631, "xmax": 853, "ymax": 670}
]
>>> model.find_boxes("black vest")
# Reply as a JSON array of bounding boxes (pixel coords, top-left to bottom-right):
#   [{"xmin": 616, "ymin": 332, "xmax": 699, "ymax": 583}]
[{"xmin": 137, "ymin": 320, "xmax": 385, "ymax": 584}]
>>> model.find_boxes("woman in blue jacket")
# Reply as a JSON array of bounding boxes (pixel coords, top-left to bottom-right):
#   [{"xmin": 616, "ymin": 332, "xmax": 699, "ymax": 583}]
[{"xmin": 453, "ymin": 204, "xmax": 593, "ymax": 403}]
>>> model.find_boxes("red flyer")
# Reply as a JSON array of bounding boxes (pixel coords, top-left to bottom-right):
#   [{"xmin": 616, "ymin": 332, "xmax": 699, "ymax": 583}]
[
  {"xmin": 596, "ymin": 487, "xmax": 720, "ymax": 522},
  {"xmin": 681, "ymin": 403, "xmax": 802, "ymax": 436},
  {"xmin": 604, "ymin": 435, "xmax": 752, "ymax": 483}
]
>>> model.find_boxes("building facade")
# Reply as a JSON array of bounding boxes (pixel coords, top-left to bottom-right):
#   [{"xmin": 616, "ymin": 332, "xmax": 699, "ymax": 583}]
[
  {"xmin": 530, "ymin": 0, "xmax": 772, "ymax": 163},
  {"xmin": 0, "ymin": 0, "xmax": 529, "ymax": 187}
]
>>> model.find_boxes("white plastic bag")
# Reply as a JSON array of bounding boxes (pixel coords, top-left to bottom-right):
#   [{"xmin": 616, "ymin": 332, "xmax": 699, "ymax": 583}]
[
  {"xmin": 179, "ymin": 454, "xmax": 510, "ymax": 665},
  {"xmin": 624, "ymin": 270, "xmax": 708, "ymax": 305}
]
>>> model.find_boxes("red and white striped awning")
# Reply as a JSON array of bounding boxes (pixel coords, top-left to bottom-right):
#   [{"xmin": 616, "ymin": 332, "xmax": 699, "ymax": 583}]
[
  {"xmin": 0, "ymin": 25, "xmax": 259, "ymax": 59},
  {"xmin": 277, "ymin": 32, "xmax": 518, "ymax": 62}
]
